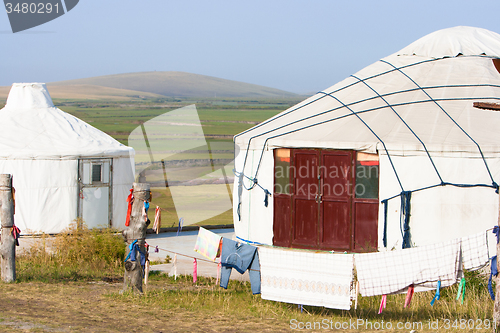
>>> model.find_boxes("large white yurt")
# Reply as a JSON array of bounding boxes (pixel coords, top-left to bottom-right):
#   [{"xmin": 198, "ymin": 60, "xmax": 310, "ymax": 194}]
[
  {"xmin": 233, "ymin": 26, "xmax": 500, "ymax": 252},
  {"xmin": 0, "ymin": 83, "xmax": 135, "ymax": 234}
]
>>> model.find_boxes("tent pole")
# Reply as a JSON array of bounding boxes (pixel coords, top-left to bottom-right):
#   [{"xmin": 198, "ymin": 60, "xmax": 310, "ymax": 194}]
[{"xmin": 0, "ymin": 174, "xmax": 15, "ymax": 283}]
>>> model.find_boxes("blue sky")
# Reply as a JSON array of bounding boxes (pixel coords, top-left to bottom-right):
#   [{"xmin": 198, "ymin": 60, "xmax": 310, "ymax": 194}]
[{"xmin": 1, "ymin": 0, "xmax": 499, "ymax": 94}]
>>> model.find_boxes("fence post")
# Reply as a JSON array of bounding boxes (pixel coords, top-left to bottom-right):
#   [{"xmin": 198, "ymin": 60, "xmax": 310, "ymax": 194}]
[
  {"xmin": 122, "ymin": 182, "xmax": 150, "ymax": 293},
  {"xmin": 0, "ymin": 174, "xmax": 15, "ymax": 283}
]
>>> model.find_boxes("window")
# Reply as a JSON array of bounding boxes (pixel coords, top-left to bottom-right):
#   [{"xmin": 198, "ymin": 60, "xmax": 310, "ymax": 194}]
[
  {"xmin": 274, "ymin": 149, "xmax": 291, "ymax": 195},
  {"xmin": 92, "ymin": 164, "xmax": 102, "ymax": 183},
  {"xmin": 355, "ymin": 152, "xmax": 379, "ymax": 199}
]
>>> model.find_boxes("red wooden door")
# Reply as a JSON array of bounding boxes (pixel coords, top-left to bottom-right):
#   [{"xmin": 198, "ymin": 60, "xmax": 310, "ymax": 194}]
[
  {"xmin": 292, "ymin": 149, "xmax": 319, "ymax": 248},
  {"xmin": 272, "ymin": 148, "xmax": 378, "ymax": 252},
  {"xmin": 319, "ymin": 151, "xmax": 354, "ymax": 250}
]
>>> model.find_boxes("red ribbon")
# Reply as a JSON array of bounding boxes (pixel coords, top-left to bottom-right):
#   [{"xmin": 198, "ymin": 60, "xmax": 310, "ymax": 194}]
[
  {"xmin": 125, "ymin": 188, "xmax": 134, "ymax": 227},
  {"xmin": 11, "ymin": 225, "xmax": 21, "ymax": 246}
]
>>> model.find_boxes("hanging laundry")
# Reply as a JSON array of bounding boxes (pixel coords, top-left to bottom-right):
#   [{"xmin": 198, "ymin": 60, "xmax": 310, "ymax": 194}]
[
  {"xmin": 488, "ymin": 256, "xmax": 497, "ymax": 300},
  {"xmin": 144, "ymin": 260, "xmax": 150, "ymax": 285},
  {"xmin": 176, "ymin": 218, "xmax": 184, "ymax": 236},
  {"xmin": 11, "ymin": 225, "xmax": 20, "ymax": 246},
  {"xmin": 125, "ymin": 189, "xmax": 134, "ymax": 227},
  {"xmin": 194, "ymin": 227, "xmax": 222, "ymax": 261},
  {"xmin": 493, "ymin": 226, "xmax": 500, "ymax": 244},
  {"xmin": 153, "ymin": 206, "xmax": 161, "ymax": 234},
  {"xmin": 216, "ymin": 260, "xmax": 221, "ymax": 286},
  {"xmin": 169, "ymin": 254, "xmax": 178, "ymax": 280},
  {"xmin": 144, "ymin": 243, "xmax": 150, "ymax": 285},
  {"xmin": 142, "ymin": 201, "xmax": 149, "ymax": 223},
  {"xmin": 193, "ymin": 258, "xmax": 198, "ymax": 283},
  {"xmin": 355, "ymin": 239, "xmax": 461, "ymax": 297},
  {"xmin": 258, "ymin": 246, "xmax": 354, "ymax": 310},
  {"xmin": 461, "ymin": 231, "xmax": 489, "ymax": 271},
  {"xmin": 124, "ymin": 239, "xmax": 146, "ymax": 273},
  {"xmin": 219, "ymin": 238, "xmax": 260, "ymax": 295},
  {"xmin": 354, "ymin": 281, "xmax": 360, "ymax": 310}
]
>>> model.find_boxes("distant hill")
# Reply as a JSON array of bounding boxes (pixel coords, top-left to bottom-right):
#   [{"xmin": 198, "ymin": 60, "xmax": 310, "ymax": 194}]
[{"xmin": 47, "ymin": 71, "xmax": 298, "ymax": 98}]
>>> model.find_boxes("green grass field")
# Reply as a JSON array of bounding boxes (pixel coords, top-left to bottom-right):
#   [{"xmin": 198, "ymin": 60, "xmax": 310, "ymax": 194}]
[{"xmin": 8, "ymin": 227, "xmax": 496, "ymax": 332}]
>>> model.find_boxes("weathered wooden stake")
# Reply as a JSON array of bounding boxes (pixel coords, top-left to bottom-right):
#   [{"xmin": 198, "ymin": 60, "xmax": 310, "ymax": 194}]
[
  {"xmin": 0, "ymin": 174, "xmax": 15, "ymax": 283},
  {"xmin": 122, "ymin": 182, "xmax": 150, "ymax": 293}
]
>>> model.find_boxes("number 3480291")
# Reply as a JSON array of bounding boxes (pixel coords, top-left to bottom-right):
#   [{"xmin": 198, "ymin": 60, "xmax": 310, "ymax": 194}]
[{"xmin": 5, "ymin": 3, "xmax": 59, "ymax": 14}]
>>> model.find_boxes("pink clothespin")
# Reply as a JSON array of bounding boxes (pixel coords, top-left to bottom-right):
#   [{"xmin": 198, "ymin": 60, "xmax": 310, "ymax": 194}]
[{"xmin": 378, "ymin": 295, "xmax": 387, "ymax": 314}]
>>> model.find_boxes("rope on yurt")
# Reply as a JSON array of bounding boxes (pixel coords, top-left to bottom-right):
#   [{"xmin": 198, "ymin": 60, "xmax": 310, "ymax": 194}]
[
  {"xmin": 351, "ymin": 74, "xmax": 444, "ymax": 184},
  {"xmin": 382, "ymin": 199, "xmax": 388, "ymax": 248},
  {"xmin": 236, "ymin": 89, "xmax": 500, "ymax": 197},
  {"xmin": 380, "ymin": 59, "xmax": 499, "ymax": 192},
  {"xmin": 234, "ymin": 56, "xmax": 500, "ymax": 246},
  {"xmin": 234, "ymin": 58, "xmax": 443, "ymax": 180},
  {"xmin": 318, "ymin": 92, "xmax": 405, "ymax": 192},
  {"xmin": 400, "ymin": 191, "xmax": 412, "ymax": 249}
]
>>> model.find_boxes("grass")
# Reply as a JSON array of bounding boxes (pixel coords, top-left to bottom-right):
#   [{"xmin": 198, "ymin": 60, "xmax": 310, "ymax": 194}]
[
  {"xmin": 16, "ymin": 221, "xmax": 125, "ymax": 282},
  {"xmin": 3, "ymin": 226, "xmax": 497, "ymax": 332},
  {"xmin": 57, "ymin": 99, "xmax": 296, "ymax": 145}
]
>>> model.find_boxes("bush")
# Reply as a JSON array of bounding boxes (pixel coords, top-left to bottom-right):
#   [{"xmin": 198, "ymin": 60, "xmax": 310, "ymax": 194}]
[{"xmin": 17, "ymin": 220, "xmax": 125, "ymax": 282}]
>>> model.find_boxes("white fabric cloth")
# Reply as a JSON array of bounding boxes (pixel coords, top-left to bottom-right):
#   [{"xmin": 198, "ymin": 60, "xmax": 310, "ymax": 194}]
[
  {"xmin": 461, "ymin": 231, "xmax": 490, "ymax": 271},
  {"xmin": 355, "ymin": 239, "xmax": 461, "ymax": 297},
  {"xmin": 258, "ymin": 246, "xmax": 354, "ymax": 310}
]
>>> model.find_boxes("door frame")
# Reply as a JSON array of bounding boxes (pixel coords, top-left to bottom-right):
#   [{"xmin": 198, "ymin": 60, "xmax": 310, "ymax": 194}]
[
  {"xmin": 77, "ymin": 158, "xmax": 113, "ymax": 228},
  {"xmin": 272, "ymin": 148, "xmax": 379, "ymax": 252}
]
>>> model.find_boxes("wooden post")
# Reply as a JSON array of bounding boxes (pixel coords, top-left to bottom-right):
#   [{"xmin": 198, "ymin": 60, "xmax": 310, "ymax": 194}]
[
  {"xmin": 0, "ymin": 174, "xmax": 15, "ymax": 283},
  {"xmin": 122, "ymin": 182, "xmax": 150, "ymax": 293}
]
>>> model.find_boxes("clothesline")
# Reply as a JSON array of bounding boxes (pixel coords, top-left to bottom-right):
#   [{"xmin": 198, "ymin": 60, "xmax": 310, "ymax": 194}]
[
  {"xmin": 150, "ymin": 245, "xmax": 216, "ymax": 264},
  {"xmin": 148, "ymin": 244, "xmax": 261, "ymax": 272}
]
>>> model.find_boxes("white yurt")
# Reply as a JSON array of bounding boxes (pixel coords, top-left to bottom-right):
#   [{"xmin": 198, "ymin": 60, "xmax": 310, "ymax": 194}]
[
  {"xmin": 233, "ymin": 26, "xmax": 500, "ymax": 252},
  {"xmin": 0, "ymin": 83, "xmax": 135, "ymax": 234}
]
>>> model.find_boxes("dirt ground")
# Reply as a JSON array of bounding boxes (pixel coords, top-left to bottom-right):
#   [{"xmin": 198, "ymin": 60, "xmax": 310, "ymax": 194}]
[{"xmin": 0, "ymin": 280, "xmax": 290, "ymax": 333}]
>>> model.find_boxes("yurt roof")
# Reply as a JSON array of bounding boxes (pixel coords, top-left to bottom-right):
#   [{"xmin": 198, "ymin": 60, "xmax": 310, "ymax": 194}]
[
  {"xmin": 235, "ymin": 26, "xmax": 500, "ymax": 158},
  {"xmin": 0, "ymin": 83, "xmax": 134, "ymax": 159}
]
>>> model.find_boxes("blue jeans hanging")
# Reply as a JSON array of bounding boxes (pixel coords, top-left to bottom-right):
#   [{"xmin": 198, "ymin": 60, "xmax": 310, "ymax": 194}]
[{"xmin": 219, "ymin": 238, "xmax": 261, "ymax": 294}]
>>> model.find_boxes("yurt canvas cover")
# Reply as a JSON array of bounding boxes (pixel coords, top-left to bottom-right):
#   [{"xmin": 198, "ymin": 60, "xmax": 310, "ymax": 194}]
[
  {"xmin": 233, "ymin": 26, "xmax": 500, "ymax": 252},
  {"xmin": 0, "ymin": 83, "xmax": 135, "ymax": 233}
]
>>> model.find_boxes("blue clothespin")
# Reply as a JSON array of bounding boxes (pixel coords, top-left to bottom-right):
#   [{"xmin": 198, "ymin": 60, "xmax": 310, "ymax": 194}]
[{"xmin": 430, "ymin": 280, "xmax": 441, "ymax": 306}]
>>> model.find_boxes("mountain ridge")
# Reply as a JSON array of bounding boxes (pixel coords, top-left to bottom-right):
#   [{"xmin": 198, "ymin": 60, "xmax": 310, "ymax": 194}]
[{"xmin": 48, "ymin": 71, "xmax": 298, "ymax": 98}]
